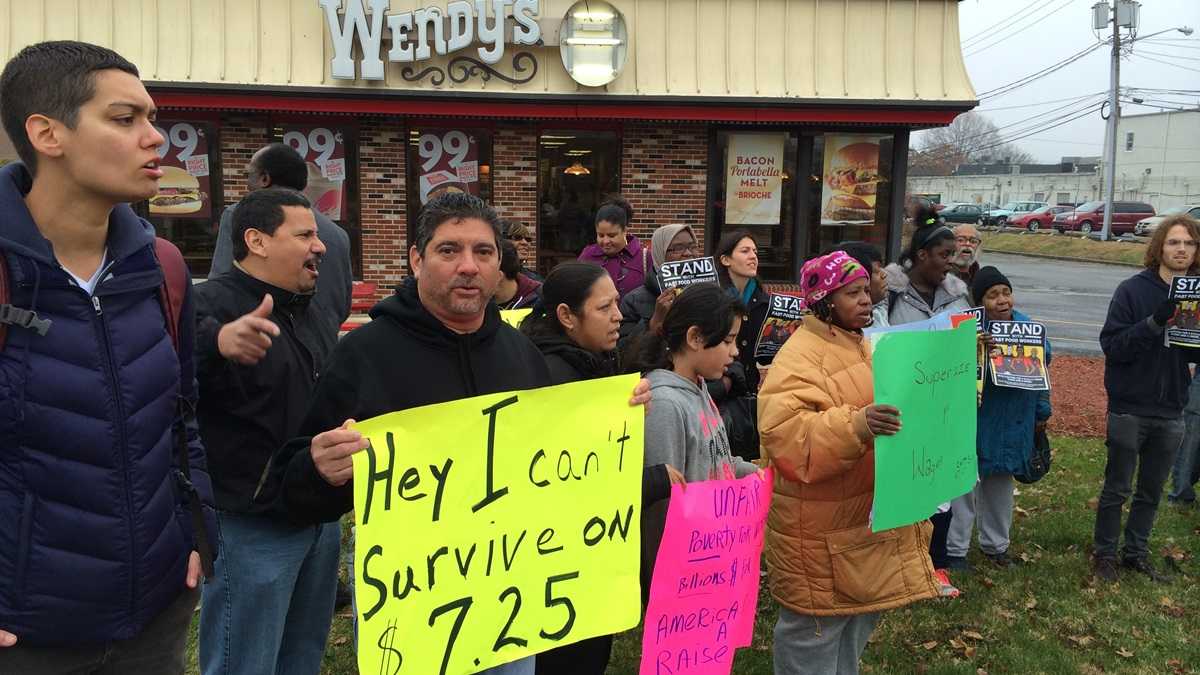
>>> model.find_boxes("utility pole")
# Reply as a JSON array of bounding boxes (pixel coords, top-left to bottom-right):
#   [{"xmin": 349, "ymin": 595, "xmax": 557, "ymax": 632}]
[{"xmin": 1100, "ymin": 0, "xmax": 1121, "ymax": 241}]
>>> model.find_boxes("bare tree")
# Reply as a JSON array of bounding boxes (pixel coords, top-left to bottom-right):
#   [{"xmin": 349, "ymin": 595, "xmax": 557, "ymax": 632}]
[{"xmin": 910, "ymin": 112, "xmax": 1032, "ymax": 175}]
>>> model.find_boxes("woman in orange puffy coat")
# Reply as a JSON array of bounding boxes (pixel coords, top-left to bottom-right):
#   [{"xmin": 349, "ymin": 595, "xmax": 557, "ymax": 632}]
[{"xmin": 758, "ymin": 251, "xmax": 941, "ymax": 675}]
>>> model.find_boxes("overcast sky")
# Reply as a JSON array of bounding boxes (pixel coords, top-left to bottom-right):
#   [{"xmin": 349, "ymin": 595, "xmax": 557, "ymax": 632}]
[{"xmin": 915, "ymin": 0, "xmax": 1200, "ymax": 162}]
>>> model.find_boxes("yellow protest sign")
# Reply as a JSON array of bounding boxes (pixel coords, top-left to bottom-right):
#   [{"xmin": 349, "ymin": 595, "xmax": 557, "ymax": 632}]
[
  {"xmin": 500, "ymin": 308, "xmax": 532, "ymax": 328},
  {"xmin": 352, "ymin": 374, "xmax": 645, "ymax": 675}
]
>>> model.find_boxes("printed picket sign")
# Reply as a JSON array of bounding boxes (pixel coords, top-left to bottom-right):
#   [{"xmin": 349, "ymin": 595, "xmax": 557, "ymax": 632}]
[
  {"xmin": 1166, "ymin": 275, "xmax": 1200, "ymax": 348},
  {"xmin": 660, "ymin": 257, "xmax": 720, "ymax": 292},
  {"xmin": 351, "ymin": 374, "xmax": 644, "ymax": 675},
  {"xmin": 500, "ymin": 308, "xmax": 533, "ymax": 329},
  {"xmin": 987, "ymin": 321, "xmax": 1050, "ymax": 391},
  {"xmin": 640, "ymin": 469, "xmax": 773, "ymax": 675}
]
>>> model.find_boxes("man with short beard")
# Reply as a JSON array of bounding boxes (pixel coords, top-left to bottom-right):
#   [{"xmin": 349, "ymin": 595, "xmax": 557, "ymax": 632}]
[
  {"xmin": 1093, "ymin": 214, "xmax": 1200, "ymax": 584},
  {"xmin": 952, "ymin": 224, "xmax": 982, "ymax": 289},
  {"xmin": 263, "ymin": 192, "xmax": 649, "ymax": 675}
]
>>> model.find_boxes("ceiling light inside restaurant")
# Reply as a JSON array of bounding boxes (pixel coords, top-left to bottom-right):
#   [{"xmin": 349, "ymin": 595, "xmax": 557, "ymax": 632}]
[{"xmin": 563, "ymin": 161, "xmax": 591, "ymax": 176}]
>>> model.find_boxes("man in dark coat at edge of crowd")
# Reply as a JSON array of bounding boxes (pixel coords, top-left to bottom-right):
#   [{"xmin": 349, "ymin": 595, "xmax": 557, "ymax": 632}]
[
  {"xmin": 193, "ymin": 188, "xmax": 341, "ymax": 674},
  {"xmin": 258, "ymin": 192, "xmax": 650, "ymax": 675},
  {"xmin": 1092, "ymin": 214, "xmax": 1200, "ymax": 584}
]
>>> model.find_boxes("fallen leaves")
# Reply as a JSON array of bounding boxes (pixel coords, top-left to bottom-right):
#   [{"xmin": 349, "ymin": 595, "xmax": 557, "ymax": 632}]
[
  {"xmin": 921, "ymin": 640, "xmax": 939, "ymax": 651},
  {"xmin": 1024, "ymin": 596, "xmax": 1038, "ymax": 610},
  {"xmin": 1159, "ymin": 595, "xmax": 1186, "ymax": 618},
  {"xmin": 1067, "ymin": 635, "xmax": 1094, "ymax": 648},
  {"xmin": 1086, "ymin": 497, "xmax": 1100, "ymax": 510},
  {"xmin": 1116, "ymin": 647, "xmax": 1134, "ymax": 658}
]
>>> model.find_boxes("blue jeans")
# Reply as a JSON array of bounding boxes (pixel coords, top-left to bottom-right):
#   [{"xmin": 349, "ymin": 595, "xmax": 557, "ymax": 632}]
[
  {"xmin": 1093, "ymin": 413, "xmax": 1184, "ymax": 561},
  {"xmin": 1169, "ymin": 376, "xmax": 1200, "ymax": 503},
  {"xmin": 199, "ymin": 512, "xmax": 341, "ymax": 675}
]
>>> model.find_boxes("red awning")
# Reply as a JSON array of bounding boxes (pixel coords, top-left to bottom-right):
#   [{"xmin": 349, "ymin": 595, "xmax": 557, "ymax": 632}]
[{"xmin": 150, "ymin": 90, "xmax": 969, "ymax": 127}]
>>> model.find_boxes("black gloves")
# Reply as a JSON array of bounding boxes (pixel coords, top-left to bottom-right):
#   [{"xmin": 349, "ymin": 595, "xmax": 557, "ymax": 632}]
[
  {"xmin": 725, "ymin": 361, "xmax": 750, "ymax": 398},
  {"xmin": 1153, "ymin": 298, "xmax": 1178, "ymax": 327}
]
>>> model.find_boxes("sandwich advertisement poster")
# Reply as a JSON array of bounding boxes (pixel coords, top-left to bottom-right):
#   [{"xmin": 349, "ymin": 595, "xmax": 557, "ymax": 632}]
[
  {"xmin": 415, "ymin": 129, "xmax": 481, "ymax": 205},
  {"xmin": 150, "ymin": 120, "xmax": 212, "ymax": 219},
  {"xmin": 1166, "ymin": 275, "xmax": 1200, "ymax": 348},
  {"xmin": 820, "ymin": 135, "xmax": 885, "ymax": 226},
  {"xmin": 283, "ymin": 125, "xmax": 347, "ymax": 221},
  {"xmin": 724, "ymin": 133, "xmax": 786, "ymax": 225},
  {"xmin": 988, "ymin": 321, "xmax": 1050, "ymax": 391}
]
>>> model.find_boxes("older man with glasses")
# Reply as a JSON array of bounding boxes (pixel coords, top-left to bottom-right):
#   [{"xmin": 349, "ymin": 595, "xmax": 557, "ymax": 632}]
[{"xmin": 952, "ymin": 223, "xmax": 983, "ymax": 290}]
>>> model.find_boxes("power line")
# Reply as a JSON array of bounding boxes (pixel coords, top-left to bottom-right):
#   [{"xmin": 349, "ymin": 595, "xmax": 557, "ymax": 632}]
[
  {"xmin": 1125, "ymin": 86, "xmax": 1200, "ymax": 94},
  {"xmin": 971, "ymin": 105, "xmax": 1104, "ymax": 155},
  {"xmin": 976, "ymin": 91, "xmax": 1107, "ymax": 112},
  {"xmin": 1129, "ymin": 52, "xmax": 1200, "ymax": 74},
  {"xmin": 977, "ymin": 42, "xmax": 1107, "ymax": 100},
  {"xmin": 960, "ymin": 0, "xmax": 1046, "ymax": 47},
  {"xmin": 964, "ymin": 0, "xmax": 1079, "ymax": 59},
  {"xmin": 917, "ymin": 101, "xmax": 1104, "ymax": 156},
  {"xmin": 1132, "ymin": 48, "xmax": 1200, "ymax": 63}
]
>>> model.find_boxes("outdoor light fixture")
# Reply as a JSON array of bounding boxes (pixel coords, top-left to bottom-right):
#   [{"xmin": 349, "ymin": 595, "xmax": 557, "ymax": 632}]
[{"xmin": 559, "ymin": 0, "xmax": 628, "ymax": 87}]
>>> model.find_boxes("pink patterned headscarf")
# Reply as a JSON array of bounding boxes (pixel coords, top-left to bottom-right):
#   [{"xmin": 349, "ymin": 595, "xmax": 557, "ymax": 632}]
[{"xmin": 800, "ymin": 251, "xmax": 869, "ymax": 306}]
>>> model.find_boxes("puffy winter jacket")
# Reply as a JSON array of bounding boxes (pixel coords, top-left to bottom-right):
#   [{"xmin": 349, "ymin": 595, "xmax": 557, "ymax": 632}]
[
  {"xmin": 977, "ymin": 309, "xmax": 1053, "ymax": 477},
  {"xmin": 757, "ymin": 316, "xmax": 940, "ymax": 616},
  {"xmin": 0, "ymin": 162, "xmax": 216, "ymax": 646}
]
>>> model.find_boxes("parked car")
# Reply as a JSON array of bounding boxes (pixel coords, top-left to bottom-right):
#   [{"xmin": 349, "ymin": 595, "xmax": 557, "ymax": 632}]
[
  {"xmin": 939, "ymin": 203, "xmax": 986, "ymax": 224},
  {"xmin": 1134, "ymin": 204, "xmax": 1200, "ymax": 236},
  {"xmin": 1008, "ymin": 205, "xmax": 1074, "ymax": 232},
  {"xmin": 1055, "ymin": 201, "xmax": 1155, "ymax": 235},
  {"xmin": 983, "ymin": 201, "xmax": 1047, "ymax": 226}
]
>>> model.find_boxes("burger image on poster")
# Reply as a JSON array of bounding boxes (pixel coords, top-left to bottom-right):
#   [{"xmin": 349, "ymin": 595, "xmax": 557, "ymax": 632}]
[
  {"xmin": 419, "ymin": 170, "xmax": 469, "ymax": 205},
  {"xmin": 821, "ymin": 140, "xmax": 881, "ymax": 224},
  {"xmin": 149, "ymin": 166, "xmax": 203, "ymax": 215},
  {"xmin": 304, "ymin": 161, "xmax": 343, "ymax": 220}
]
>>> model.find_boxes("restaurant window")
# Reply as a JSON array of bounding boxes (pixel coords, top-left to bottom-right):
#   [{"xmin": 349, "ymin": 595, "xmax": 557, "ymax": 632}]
[
  {"xmin": 271, "ymin": 122, "xmax": 363, "ymax": 278},
  {"xmin": 536, "ymin": 130, "xmax": 620, "ymax": 276},
  {"xmin": 805, "ymin": 133, "xmax": 893, "ymax": 263},
  {"xmin": 406, "ymin": 126, "xmax": 494, "ymax": 256},
  {"xmin": 710, "ymin": 132, "xmax": 798, "ymax": 284},
  {"xmin": 144, "ymin": 119, "xmax": 223, "ymax": 277}
]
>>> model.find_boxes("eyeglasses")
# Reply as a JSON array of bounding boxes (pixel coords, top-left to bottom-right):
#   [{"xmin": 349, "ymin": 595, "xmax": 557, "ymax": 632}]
[
  {"xmin": 509, "ymin": 235, "xmax": 532, "ymax": 243},
  {"xmin": 955, "ymin": 236, "xmax": 982, "ymax": 246},
  {"xmin": 1166, "ymin": 239, "xmax": 1198, "ymax": 248},
  {"xmin": 666, "ymin": 242, "xmax": 701, "ymax": 255}
]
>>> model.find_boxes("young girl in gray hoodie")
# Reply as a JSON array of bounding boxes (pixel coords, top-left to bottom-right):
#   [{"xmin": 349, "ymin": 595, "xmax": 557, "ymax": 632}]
[{"xmin": 631, "ymin": 283, "xmax": 760, "ymax": 595}]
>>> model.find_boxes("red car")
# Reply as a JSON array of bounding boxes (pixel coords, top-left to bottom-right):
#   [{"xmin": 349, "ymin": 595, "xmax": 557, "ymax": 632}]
[
  {"xmin": 1008, "ymin": 205, "xmax": 1073, "ymax": 232},
  {"xmin": 1055, "ymin": 201, "xmax": 1156, "ymax": 235}
]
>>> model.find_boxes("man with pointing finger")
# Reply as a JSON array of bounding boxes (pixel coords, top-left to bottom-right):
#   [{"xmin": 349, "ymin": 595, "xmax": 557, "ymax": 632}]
[{"xmin": 192, "ymin": 187, "xmax": 339, "ymax": 675}]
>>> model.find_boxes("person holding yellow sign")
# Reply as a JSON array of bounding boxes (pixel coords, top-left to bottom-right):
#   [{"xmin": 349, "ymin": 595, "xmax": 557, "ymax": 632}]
[
  {"xmin": 260, "ymin": 193, "xmax": 649, "ymax": 675},
  {"xmin": 520, "ymin": 262, "xmax": 686, "ymax": 675}
]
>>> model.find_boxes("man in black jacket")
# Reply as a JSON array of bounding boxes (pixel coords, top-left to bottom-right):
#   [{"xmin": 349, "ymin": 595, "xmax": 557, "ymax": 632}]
[
  {"xmin": 1093, "ymin": 215, "xmax": 1200, "ymax": 583},
  {"xmin": 193, "ymin": 188, "xmax": 340, "ymax": 674},
  {"xmin": 266, "ymin": 192, "xmax": 648, "ymax": 675}
]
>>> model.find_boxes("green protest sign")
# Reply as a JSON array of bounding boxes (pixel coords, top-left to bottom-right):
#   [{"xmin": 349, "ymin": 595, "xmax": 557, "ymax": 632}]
[{"xmin": 871, "ymin": 321, "xmax": 978, "ymax": 532}]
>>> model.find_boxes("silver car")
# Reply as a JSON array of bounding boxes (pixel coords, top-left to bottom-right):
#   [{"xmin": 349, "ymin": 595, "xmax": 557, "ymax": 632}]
[{"xmin": 1135, "ymin": 205, "xmax": 1200, "ymax": 236}]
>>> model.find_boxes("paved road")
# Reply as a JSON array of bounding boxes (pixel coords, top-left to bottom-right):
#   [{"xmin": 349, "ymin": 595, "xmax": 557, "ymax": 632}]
[{"xmin": 983, "ymin": 252, "xmax": 1133, "ymax": 356}]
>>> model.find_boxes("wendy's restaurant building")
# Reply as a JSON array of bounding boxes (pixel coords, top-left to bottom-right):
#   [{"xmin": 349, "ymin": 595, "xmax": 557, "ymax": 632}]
[{"xmin": 0, "ymin": 0, "xmax": 977, "ymax": 292}]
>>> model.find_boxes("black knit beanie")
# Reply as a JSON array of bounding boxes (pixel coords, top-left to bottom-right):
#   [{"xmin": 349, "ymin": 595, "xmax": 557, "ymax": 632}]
[{"xmin": 972, "ymin": 266, "xmax": 1011, "ymax": 304}]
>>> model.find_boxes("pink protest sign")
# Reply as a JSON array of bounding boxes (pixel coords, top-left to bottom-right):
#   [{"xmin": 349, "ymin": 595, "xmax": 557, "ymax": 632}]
[{"xmin": 640, "ymin": 469, "xmax": 773, "ymax": 675}]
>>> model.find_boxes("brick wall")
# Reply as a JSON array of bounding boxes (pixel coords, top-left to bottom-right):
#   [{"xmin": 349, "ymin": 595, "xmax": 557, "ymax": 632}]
[
  {"xmin": 218, "ymin": 114, "xmax": 270, "ymax": 206},
  {"xmin": 358, "ymin": 119, "xmax": 408, "ymax": 295},
  {"xmin": 620, "ymin": 123, "xmax": 710, "ymax": 251},
  {"xmin": 492, "ymin": 126, "xmax": 539, "ymax": 268}
]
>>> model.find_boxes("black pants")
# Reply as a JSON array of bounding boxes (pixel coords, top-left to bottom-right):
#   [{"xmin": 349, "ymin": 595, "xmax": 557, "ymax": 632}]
[
  {"xmin": 929, "ymin": 509, "xmax": 953, "ymax": 568},
  {"xmin": 535, "ymin": 635, "xmax": 614, "ymax": 675}
]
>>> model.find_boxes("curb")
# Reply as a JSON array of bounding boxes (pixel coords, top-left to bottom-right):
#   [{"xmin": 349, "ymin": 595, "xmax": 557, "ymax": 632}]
[{"xmin": 983, "ymin": 248, "xmax": 1142, "ymax": 268}]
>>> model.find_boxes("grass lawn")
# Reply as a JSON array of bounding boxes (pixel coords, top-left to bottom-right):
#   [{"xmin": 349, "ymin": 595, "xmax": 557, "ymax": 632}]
[
  {"xmin": 980, "ymin": 232, "xmax": 1146, "ymax": 267},
  {"xmin": 185, "ymin": 436, "xmax": 1200, "ymax": 674}
]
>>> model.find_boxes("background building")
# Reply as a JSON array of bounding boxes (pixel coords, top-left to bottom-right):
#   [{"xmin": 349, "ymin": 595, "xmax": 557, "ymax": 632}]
[{"xmin": 0, "ymin": 0, "xmax": 979, "ymax": 291}]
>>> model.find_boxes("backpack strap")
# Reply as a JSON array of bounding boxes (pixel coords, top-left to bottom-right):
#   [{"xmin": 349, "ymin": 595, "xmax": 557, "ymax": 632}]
[
  {"xmin": 887, "ymin": 289, "xmax": 901, "ymax": 315},
  {"xmin": 154, "ymin": 237, "xmax": 187, "ymax": 352},
  {"xmin": 0, "ymin": 252, "xmax": 53, "ymax": 352},
  {"xmin": 152, "ymin": 238, "xmax": 215, "ymax": 579}
]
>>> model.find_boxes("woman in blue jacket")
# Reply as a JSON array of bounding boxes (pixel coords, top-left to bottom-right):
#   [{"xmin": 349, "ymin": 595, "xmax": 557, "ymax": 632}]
[{"xmin": 946, "ymin": 267, "xmax": 1052, "ymax": 568}]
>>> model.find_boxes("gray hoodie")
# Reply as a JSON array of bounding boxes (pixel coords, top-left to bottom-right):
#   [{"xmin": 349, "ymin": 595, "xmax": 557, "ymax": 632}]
[{"xmin": 643, "ymin": 368, "xmax": 758, "ymax": 481}]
